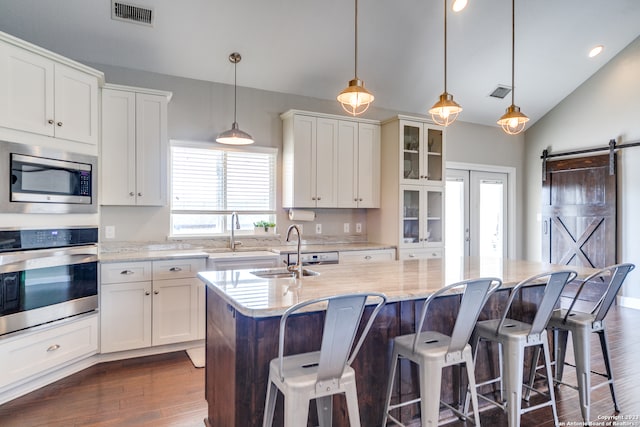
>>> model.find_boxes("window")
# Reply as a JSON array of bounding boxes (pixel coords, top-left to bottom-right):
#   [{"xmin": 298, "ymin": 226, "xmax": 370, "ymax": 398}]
[{"xmin": 170, "ymin": 141, "xmax": 277, "ymax": 236}]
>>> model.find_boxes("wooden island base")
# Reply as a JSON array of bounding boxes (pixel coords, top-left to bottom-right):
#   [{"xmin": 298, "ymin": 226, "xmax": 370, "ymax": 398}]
[{"xmin": 204, "ymin": 283, "xmax": 545, "ymax": 426}]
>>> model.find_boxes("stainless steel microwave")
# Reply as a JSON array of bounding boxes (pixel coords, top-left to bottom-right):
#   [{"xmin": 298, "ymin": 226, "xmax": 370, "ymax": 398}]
[{"xmin": 0, "ymin": 141, "xmax": 98, "ymax": 214}]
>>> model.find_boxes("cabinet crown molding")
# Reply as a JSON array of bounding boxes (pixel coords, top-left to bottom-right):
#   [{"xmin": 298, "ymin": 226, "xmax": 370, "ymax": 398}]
[
  {"xmin": 0, "ymin": 30, "xmax": 104, "ymax": 85},
  {"xmin": 280, "ymin": 109, "xmax": 380, "ymax": 125},
  {"xmin": 103, "ymin": 83, "xmax": 173, "ymax": 101}
]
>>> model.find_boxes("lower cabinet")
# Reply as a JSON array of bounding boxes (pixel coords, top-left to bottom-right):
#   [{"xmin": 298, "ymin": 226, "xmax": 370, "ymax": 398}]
[
  {"xmin": 0, "ymin": 314, "xmax": 98, "ymax": 389},
  {"xmin": 338, "ymin": 248, "xmax": 396, "ymax": 264},
  {"xmin": 100, "ymin": 258, "xmax": 206, "ymax": 353}
]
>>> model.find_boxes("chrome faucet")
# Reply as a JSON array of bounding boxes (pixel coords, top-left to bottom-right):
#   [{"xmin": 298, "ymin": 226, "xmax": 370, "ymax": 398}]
[
  {"xmin": 230, "ymin": 212, "xmax": 242, "ymax": 251},
  {"xmin": 286, "ymin": 224, "xmax": 303, "ymax": 277}
]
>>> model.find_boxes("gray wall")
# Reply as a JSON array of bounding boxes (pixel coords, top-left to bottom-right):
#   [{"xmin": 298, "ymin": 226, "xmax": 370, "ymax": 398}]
[
  {"xmin": 523, "ymin": 36, "xmax": 640, "ymax": 301},
  {"xmin": 95, "ymin": 63, "xmax": 525, "ymax": 253}
]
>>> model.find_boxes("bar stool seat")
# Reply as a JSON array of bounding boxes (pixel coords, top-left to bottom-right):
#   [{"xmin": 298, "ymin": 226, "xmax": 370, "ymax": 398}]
[
  {"xmin": 468, "ymin": 270, "xmax": 577, "ymax": 427},
  {"xmin": 546, "ymin": 263, "xmax": 635, "ymax": 422},
  {"xmin": 262, "ymin": 292, "xmax": 387, "ymax": 427},
  {"xmin": 382, "ymin": 277, "xmax": 502, "ymax": 427}
]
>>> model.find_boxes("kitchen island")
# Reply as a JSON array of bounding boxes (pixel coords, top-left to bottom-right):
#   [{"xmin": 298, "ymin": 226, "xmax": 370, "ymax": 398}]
[{"xmin": 198, "ymin": 257, "xmax": 596, "ymax": 427}]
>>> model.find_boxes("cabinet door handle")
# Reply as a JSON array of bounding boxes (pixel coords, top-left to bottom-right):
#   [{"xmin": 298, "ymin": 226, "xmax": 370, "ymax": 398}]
[
  {"xmin": 46, "ymin": 344, "xmax": 61, "ymax": 352},
  {"xmin": 129, "ymin": 192, "xmax": 135, "ymax": 196},
  {"xmin": 120, "ymin": 270, "xmax": 134, "ymax": 275},
  {"xmin": 354, "ymin": 198, "xmax": 358, "ymax": 201},
  {"xmin": 47, "ymin": 119, "xmax": 54, "ymax": 124},
  {"xmin": 359, "ymin": 198, "xmax": 363, "ymax": 202},
  {"xmin": 138, "ymin": 192, "xmax": 142, "ymax": 197},
  {"xmin": 317, "ymin": 197, "xmax": 321, "ymax": 201},
  {"xmin": 169, "ymin": 267, "xmax": 182, "ymax": 272},
  {"xmin": 145, "ymin": 291, "xmax": 150, "ymax": 296},
  {"xmin": 57, "ymin": 122, "xmax": 63, "ymax": 127},
  {"xmin": 154, "ymin": 290, "xmax": 159, "ymax": 295}
]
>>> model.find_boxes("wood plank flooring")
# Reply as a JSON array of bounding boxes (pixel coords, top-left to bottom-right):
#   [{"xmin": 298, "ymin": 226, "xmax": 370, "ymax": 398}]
[{"xmin": 1, "ymin": 305, "xmax": 639, "ymax": 427}]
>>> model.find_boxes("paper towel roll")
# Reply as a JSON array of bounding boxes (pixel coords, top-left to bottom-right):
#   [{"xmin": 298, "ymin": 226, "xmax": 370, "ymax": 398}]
[{"xmin": 288, "ymin": 209, "xmax": 316, "ymax": 222}]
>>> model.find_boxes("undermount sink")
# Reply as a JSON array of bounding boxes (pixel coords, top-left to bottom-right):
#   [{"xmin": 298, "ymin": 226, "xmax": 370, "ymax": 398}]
[{"xmin": 250, "ymin": 267, "xmax": 319, "ymax": 279}]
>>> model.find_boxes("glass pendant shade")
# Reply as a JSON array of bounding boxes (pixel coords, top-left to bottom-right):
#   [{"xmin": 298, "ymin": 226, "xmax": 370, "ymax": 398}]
[
  {"xmin": 216, "ymin": 52, "xmax": 254, "ymax": 145},
  {"xmin": 216, "ymin": 122, "xmax": 254, "ymax": 145},
  {"xmin": 429, "ymin": 92, "xmax": 462, "ymax": 126},
  {"xmin": 337, "ymin": 78, "xmax": 374, "ymax": 116},
  {"xmin": 497, "ymin": 104, "xmax": 529, "ymax": 135}
]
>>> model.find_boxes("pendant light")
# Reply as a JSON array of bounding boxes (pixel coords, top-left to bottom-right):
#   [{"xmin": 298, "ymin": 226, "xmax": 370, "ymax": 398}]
[
  {"xmin": 429, "ymin": 0, "xmax": 462, "ymax": 127},
  {"xmin": 497, "ymin": 0, "xmax": 529, "ymax": 135},
  {"xmin": 337, "ymin": 0, "xmax": 374, "ymax": 116},
  {"xmin": 216, "ymin": 52, "xmax": 254, "ymax": 145}
]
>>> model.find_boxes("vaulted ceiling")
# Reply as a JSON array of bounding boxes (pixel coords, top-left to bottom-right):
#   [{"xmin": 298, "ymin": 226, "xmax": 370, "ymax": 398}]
[{"xmin": 1, "ymin": 0, "xmax": 639, "ymax": 128}]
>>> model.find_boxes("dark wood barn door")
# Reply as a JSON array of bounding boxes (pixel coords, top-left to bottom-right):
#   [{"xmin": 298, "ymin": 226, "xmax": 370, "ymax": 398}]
[{"xmin": 541, "ymin": 154, "xmax": 616, "ymax": 269}]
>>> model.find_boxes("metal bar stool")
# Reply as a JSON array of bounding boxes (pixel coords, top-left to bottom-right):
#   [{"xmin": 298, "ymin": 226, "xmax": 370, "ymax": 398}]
[
  {"xmin": 467, "ymin": 270, "xmax": 577, "ymax": 427},
  {"xmin": 262, "ymin": 292, "xmax": 387, "ymax": 427},
  {"xmin": 382, "ymin": 277, "xmax": 502, "ymax": 427},
  {"xmin": 543, "ymin": 263, "xmax": 635, "ymax": 422}
]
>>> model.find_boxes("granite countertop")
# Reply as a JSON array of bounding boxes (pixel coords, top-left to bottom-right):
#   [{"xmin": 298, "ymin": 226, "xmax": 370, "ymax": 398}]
[
  {"xmin": 198, "ymin": 257, "xmax": 597, "ymax": 318},
  {"xmin": 99, "ymin": 242, "xmax": 395, "ymax": 262}
]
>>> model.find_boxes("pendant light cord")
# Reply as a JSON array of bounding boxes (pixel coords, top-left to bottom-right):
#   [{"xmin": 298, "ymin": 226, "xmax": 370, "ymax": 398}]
[
  {"xmin": 354, "ymin": 0, "xmax": 359, "ymax": 79},
  {"xmin": 233, "ymin": 59, "xmax": 238, "ymax": 124},
  {"xmin": 511, "ymin": 0, "xmax": 515, "ymax": 105},
  {"xmin": 443, "ymin": 0, "xmax": 448, "ymax": 92}
]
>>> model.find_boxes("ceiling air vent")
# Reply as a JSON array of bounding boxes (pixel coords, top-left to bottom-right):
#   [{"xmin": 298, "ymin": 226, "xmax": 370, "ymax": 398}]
[
  {"xmin": 111, "ymin": 1, "xmax": 154, "ymax": 27},
  {"xmin": 489, "ymin": 85, "xmax": 512, "ymax": 99}
]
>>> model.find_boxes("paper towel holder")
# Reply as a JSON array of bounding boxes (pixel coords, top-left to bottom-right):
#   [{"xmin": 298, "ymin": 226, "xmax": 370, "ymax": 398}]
[{"xmin": 288, "ymin": 209, "xmax": 316, "ymax": 222}]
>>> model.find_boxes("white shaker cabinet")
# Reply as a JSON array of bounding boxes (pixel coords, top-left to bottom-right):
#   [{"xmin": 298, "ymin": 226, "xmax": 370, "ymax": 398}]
[
  {"xmin": 100, "ymin": 258, "xmax": 204, "ymax": 353},
  {"xmin": 0, "ymin": 32, "xmax": 102, "ymax": 150},
  {"xmin": 101, "ymin": 84, "xmax": 172, "ymax": 206},
  {"xmin": 368, "ymin": 116, "xmax": 446, "ymax": 258},
  {"xmin": 282, "ymin": 113, "xmax": 338, "ymax": 208},
  {"xmin": 281, "ymin": 109, "xmax": 380, "ymax": 209},
  {"xmin": 337, "ymin": 121, "xmax": 381, "ymax": 208}
]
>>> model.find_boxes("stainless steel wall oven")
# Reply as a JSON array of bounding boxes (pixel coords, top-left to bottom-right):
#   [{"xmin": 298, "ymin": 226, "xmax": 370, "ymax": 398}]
[{"xmin": 0, "ymin": 227, "xmax": 98, "ymax": 336}]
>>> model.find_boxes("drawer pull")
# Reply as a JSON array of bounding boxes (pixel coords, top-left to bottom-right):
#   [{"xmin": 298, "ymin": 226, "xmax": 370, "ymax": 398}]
[
  {"xmin": 169, "ymin": 267, "xmax": 182, "ymax": 272},
  {"xmin": 364, "ymin": 255, "xmax": 372, "ymax": 260},
  {"xmin": 408, "ymin": 254, "xmax": 416, "ymax": 258},
  {"xmin": 46, "ymin": 344, "xmax": 61, "ymax": 352},
  {"xmin": 120, "ymin": 270, "xmax": 135, "ymax": 275},
  {"xmin": 145, "ymin": 291, "xmax": 151, "ymax": 296}
]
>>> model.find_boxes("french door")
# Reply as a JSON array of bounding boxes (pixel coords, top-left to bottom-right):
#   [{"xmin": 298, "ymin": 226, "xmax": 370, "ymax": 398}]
[{"xmin": 446, "ymin": 169, "xmax": 508, "ymax": 258}]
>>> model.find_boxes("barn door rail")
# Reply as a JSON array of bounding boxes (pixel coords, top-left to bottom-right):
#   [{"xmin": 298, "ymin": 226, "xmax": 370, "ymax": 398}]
[{"xmin": 541, "ymin": 138, "xmax": 640, "ymax": 181}]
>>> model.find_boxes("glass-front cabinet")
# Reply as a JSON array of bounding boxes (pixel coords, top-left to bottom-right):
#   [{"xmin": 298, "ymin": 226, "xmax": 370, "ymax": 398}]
[
  {"xmin": 401, "ymin": 121, "xmax": 443, "ymax": 185},
  {"xmin": 401, "ymin": 185, "xmax": 443, "ymax": 248}
]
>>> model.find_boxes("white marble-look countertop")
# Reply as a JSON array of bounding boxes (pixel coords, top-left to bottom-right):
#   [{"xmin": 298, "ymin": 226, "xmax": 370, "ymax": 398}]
[{"xmin": 198, "ymin": 256, "xmax": 597, "ymax": 318}]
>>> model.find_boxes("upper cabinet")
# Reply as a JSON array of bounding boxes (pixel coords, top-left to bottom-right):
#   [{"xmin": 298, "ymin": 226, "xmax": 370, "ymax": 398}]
[
  {"xmin": 400, "ymin": 119, "xmax": 444, "ymax": 185},
  {"xmin": 0, "ymin": 31, "xmax": 103, "ymax": 154},
  {"xmin": 281, "ymin": 110, "xmax": 380, "ymax": 209},
  {"xmin": 101, "ymin": 84, "xmax": 172, "ymax": 206},
  {"xmin": 367, "ymin": 116, "xmax": 446, "ymax": 259}
]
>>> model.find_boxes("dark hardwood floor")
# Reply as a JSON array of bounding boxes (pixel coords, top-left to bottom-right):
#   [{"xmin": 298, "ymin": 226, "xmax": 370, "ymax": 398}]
[{"xmin": 1, "ymin": 305, "xmax": 639, "ymax": 427}]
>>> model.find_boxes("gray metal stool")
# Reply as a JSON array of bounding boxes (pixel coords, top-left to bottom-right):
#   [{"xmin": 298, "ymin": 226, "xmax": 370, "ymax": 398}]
[
  {"xmin": 382, "ymin": 277, "xmax": 502, "ymax": 427},
  {"xmin": 544, "ymin": 263, "xmax": 635, "ymax": 422},
  {"xmin": 262, "ymin": 292, "xmax": 387, "ymax": 427},
  {"xmin": 468, "ymin": 270, "xmax": 577, "ymax": 427}
]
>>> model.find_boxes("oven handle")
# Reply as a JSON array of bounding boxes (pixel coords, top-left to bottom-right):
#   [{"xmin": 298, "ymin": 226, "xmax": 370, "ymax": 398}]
[{"xmin": 0, "ymin": 245, "xmax": 98, "ymax": 274}]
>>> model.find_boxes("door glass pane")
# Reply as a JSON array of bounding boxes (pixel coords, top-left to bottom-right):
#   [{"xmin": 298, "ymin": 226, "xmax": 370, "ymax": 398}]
[
  {"xmin": 403, "ymin": 125, "xmax": 420, "ymax": 181},
  {"xmin": 402, "ymin": 189, "xmax": 420, "ymax": 243},
  {"xmin": 426, "ymin": 190, "xmax": 442, "ymax": 243},
  {"xmin": 426, "ymin": 129, "xmax": 443, "ymax": 181},
  {"xmin": 478, "ymin": 180, "xmax": 504, "ymax": 258},
  {"xmin": 446, "ymin": 179, "xmax": 465, "ymax": 259}
]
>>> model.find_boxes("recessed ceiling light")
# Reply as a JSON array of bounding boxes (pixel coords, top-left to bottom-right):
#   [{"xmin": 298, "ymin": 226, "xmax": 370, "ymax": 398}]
[
  {"xmin": 588, "ymin": 45, "xmax": 604, "ymax": 58},
  {"xmin": 452, "ymin": 0, "xmax": 468, "ymax": 12}
]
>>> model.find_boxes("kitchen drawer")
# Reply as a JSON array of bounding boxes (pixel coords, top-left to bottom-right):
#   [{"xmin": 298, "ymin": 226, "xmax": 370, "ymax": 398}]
[
  {"xmin": 339, "ymin": 249, "xmax": 396, "ymax": 264},
  {"xmin": 152, "ymin": 258, "xmax": 206, "ymax": 280},
  {"xmin": 101, "ymin": 261, "xmax": 152, "ymax": 284},
  {"xmin": 0, "ymin": 314, "xmax": 98, "ymax": 388},
  {"xmin": 398, "ymin": 248, "xmax": 443, "ymax": 260}
]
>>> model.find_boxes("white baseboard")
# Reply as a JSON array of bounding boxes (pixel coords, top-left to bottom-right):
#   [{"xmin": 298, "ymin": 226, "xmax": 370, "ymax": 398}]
[{"xmin": 618, "ymin": 295, "xmax": 640, "ymax": 310}]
